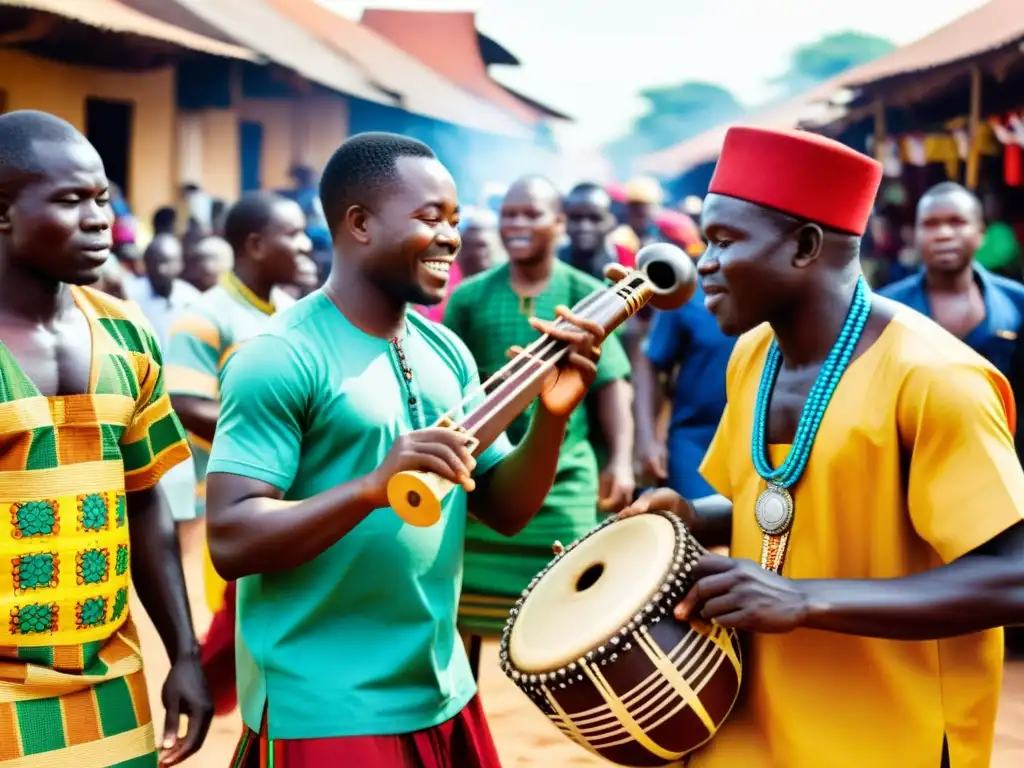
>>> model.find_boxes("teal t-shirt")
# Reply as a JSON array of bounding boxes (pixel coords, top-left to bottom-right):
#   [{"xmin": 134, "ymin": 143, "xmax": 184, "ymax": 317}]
[{"xmin": 207, "ymin": 292, "xmax": 514, "ymax": 739}]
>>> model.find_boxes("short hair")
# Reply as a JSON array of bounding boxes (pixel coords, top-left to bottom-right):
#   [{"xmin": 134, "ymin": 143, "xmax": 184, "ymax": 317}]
[
  {"xmin": 0, "ymin": 110, "xmax": 88, "ymax": 193},
  {"xmin": 505, "ymin": 174, "xmax": 562, "ymax": 212},
  {"xmin": 144, "ymin": 232, "xmax": 180, "ymax": 261},
  {"xmin": 567, "ymin": 182, "xmax": 605, "ymax": 198},
  {"xmin": 319, "ymin": 132, "xmax": 436, "ymax": 231},
  {"xmin": 565, "ymin": 182, "xmax": 611, "ymax": 206},
  {"xmin": 918, "ymin": 181, "xmax": 983, "ymax": 219},
  {"xmin": 223, "ymin": 191, "xmax": 289, "ymax": 255},
  {"xmin": 152, "ymin": 206, "xmax": 177, "ymax": 234}
]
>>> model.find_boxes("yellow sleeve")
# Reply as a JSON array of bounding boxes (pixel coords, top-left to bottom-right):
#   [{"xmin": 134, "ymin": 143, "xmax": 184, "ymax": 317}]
[{"xmin": 901, "ymin": 362, "xmax": 1024, "ymax": 562}]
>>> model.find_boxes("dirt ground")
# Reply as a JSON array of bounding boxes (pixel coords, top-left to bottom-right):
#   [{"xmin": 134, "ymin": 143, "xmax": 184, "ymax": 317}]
[{"xmin": 134, "ymin": 528, "xmax": 1024, "ymax": 767}]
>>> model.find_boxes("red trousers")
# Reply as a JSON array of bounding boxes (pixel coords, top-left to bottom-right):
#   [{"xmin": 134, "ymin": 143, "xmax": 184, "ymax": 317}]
[
  {"xmin": 200, "ymin": 580, "xmax": 238, "ymax": 716},
  {"xmin": 231, "ymin": 696, "xmax": 503, "ymax": 768}
]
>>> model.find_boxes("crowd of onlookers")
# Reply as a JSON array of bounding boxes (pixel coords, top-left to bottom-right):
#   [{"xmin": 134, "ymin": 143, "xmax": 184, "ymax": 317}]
[{"xmin": 96, "ymin": 170, "xmax": 327, "ymax": 315}]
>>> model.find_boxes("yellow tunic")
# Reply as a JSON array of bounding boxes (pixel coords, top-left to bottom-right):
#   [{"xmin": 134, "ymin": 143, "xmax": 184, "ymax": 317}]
[
  {"xmin": 0, "ymin": 286, "xmax": 191, "ymax": 765},
  {"xmin": 693, "ymin": 309, "xmax": 1024, "ymax": 768}
]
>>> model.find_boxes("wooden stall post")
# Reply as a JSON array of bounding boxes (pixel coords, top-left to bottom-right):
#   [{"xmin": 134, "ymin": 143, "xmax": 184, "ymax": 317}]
[{"xmin": 966, "ymin": 65, "xmax": 983, "ymax": 190}]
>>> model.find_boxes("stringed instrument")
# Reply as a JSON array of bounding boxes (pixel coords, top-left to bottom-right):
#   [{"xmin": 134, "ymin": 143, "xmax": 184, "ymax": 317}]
[{"xmin": 387, "ymin": 242, "xmax": 698, "ymax": 526}]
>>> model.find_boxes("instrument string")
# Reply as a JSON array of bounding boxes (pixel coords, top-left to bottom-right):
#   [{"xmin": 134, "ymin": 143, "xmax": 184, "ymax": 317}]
[{"xmin": 431, "ymin": 281, "xmax": 629, "ymax": 430}]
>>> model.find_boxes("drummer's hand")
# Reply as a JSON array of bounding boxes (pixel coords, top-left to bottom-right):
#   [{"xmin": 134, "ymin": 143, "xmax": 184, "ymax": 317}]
[
  {"xmin": 599, "ymin": 458, "xmax": 634, "ymax": 513},
  {"xmin": 618, "ymin": 488, "xmax": 698, "ymax": 531},
  {"xmin": 366, "ymin": 427, "xmax": 477, "ymax": 507},
  {"xmin": 674, "ymin": 554, "xmax": 810, "ymax": 634},
  {"xmin": 508, "ymin": 305, "xmax": 605, "ymax": 417}
]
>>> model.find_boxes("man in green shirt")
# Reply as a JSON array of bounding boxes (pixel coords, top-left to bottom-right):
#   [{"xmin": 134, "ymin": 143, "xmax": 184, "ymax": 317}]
[
  {"xmin": 206, "ymin": 133, "xmax": 606, "ymax": 767},
  {"xmin": 444, "ymin": 175, "xmax": 635, "ymax": 652}
]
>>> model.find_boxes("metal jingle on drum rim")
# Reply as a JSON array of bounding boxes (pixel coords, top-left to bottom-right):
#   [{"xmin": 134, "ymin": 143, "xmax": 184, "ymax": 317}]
[{"xmin": 755, "ymin": 483, "xmax": 795, "ymax": 536}]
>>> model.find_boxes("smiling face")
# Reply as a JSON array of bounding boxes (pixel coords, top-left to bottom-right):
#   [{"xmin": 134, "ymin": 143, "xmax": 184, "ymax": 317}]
[
  {"xmin": 0, "ymin": 138, "xmax": 113, "ymax": 285},
  {"xmin": 696, "ymin": 193, "xmax": 808, "ymax": 336},
  {"xmin": 500, "ymin": 177, "xmax": 563, "ymax": 266},
  {"xmin": 916, "ymin": 189, "xmax": 984, "ymax": 276},
  {"xmin": 352, "ymin": 155, "xmax": 461, "ymax": 306}
]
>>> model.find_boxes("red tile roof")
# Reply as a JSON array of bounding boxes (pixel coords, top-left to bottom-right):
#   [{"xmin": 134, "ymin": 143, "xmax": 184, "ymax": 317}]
[
  {"xmin": 360, "ymin": 9, "xmax": 547, "ymax": 125},
  {"xmin": 266, "ymin": 0, "xmax": 533, "ymax": 137}
]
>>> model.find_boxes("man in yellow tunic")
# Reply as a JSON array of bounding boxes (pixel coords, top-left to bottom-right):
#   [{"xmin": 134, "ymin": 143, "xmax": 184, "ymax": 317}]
[
  {"xmin": 623, "ymin": 127, "xmax": 1024, "ymax": 768},
  {"xmin": 0, "ymin": 110, "xmax": 211, "ymax": 766}
]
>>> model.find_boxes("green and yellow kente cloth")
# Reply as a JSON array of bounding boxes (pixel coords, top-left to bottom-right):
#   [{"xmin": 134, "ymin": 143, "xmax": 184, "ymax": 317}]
[
  {"xmin": 165, "ymin": 273, "xmax": 292, "ymax": 613},
  {"xmin": 444, "ymin": 261, "xmax": 632, "ymax": 636},
  {"xmin": 0, "ymin": 286, "xmax": 191, "ymax": 766}
]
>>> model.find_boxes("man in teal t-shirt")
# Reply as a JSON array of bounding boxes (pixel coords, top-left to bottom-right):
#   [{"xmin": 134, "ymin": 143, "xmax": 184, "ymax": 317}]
[{"xmin": 207, "ymin": 133, "xmax": 607, "ymax": 767}]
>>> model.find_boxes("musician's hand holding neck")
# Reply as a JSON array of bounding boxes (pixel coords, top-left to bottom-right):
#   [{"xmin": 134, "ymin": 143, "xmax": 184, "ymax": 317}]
[
  {"xmin": 471, "ymin": 305, "xmax": 606, "ymax": 537},
  {"xmin": 512, "ymin": 304, "xmax": 606, "ymax": 416}
]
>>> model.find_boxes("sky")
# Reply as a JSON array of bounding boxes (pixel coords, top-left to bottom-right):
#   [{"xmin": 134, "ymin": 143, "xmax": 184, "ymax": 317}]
[{"xmin": 324, "ymin": 0, "xmax": 989, "ymax": 153}]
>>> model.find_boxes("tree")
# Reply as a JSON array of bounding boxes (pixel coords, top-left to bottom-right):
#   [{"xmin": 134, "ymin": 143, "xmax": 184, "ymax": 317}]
[
  {"xmin": 604, "ymin": 81, "xmax": 745, "ymax": 178},
  {"xmin": 771, "ymin": 31, "xmax": 895, "ymax": 96}
]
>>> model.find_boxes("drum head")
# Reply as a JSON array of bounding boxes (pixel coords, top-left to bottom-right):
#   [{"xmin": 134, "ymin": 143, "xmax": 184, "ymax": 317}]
[{"xmin": 509, "ymin": 513, "xmax": 677, "ymax": 673}]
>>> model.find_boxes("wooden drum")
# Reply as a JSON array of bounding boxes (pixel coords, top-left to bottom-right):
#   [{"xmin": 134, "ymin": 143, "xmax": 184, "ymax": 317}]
[{"xmin": 499, "ymin": 511, "xmax": 742, "ymax": 766}]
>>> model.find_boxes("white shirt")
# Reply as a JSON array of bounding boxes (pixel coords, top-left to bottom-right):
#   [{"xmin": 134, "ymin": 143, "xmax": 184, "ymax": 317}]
[{"xmin": 125, "ymin": 278, "xmax": 202, "ymax": 351}]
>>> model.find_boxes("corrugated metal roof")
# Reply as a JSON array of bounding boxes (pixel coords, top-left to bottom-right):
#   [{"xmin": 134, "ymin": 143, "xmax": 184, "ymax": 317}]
[
  {"xmin": 267, "ymin": 0, "xmax": 534, "ymax": 137},
  {"xmin": 115, "ymin": 0, "xmax": 237, "ymax": 44},
  {"xmin": 636, "ymin": 0, "xmax": 1024, "ymax": 177},
  {"xmin": 0, "ymin": 0, "xmax": 258, "ymax": 60},
  {"xmin": 166, "ymin": 0, "xmax": 393, "ymax": 105}
]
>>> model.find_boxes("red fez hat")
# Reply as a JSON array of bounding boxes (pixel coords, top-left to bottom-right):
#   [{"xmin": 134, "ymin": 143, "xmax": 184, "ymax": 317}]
[{"xmin": 709, "ymin": 127, "xmax": 883, "ymax": 235}]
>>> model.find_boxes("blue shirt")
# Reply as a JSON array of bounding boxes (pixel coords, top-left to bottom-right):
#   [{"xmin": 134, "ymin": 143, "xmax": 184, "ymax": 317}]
[
  {"xmin": 879, "ymin": 265, "xmax": 1024, "ymax": 377},
  {"xmin": 643, "ymin": 284, "xmax": 736, "ymax": 497},
  {"xmin": 208, "ymin": 294, "xmax": 513, "ymax": 739}
]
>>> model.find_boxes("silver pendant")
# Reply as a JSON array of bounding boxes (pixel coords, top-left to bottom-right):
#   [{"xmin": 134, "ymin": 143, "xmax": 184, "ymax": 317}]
[{"xmin": 755, "ymin": 483, "xmax": 794, "ymax": 536}]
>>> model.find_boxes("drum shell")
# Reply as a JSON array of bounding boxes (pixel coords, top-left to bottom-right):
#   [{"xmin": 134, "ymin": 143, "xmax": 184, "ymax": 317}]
[{"xmin": 501, "ymin": 512, "xmax": 742, "ymax": 767}]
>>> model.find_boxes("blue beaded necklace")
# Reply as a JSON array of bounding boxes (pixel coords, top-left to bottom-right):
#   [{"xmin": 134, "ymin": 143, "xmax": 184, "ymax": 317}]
[{"xmin": 751, "ymin": 277, "xmax": 871, "ymax": 546}]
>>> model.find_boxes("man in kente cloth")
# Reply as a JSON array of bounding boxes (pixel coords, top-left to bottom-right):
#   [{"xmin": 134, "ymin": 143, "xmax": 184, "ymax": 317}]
[
  {"xmin": 620, "ymin": 127, "xmax": 1024, "ymax": 768},
  {"xmin": 206, "ymin": 133, "xmax": 607, "ymax": 768},
  {"xmin": 0, "ymin": 110, "xmax": 211, "ymax": 765},
  {"xmin": 165, "ymin": 191, "xmax": 309, "ymax": 715},
  {"xmin": 444, "ymin": 174, "xmax": 634, "ymax": 672}
]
